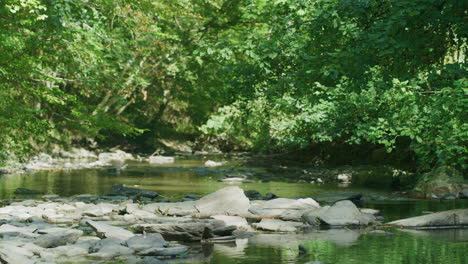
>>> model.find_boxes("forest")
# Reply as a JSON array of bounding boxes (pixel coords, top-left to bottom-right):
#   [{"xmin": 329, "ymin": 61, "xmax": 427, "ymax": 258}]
[{"xmin": 0, "ymin": 0, "xmax": 466, "ymax": 171}]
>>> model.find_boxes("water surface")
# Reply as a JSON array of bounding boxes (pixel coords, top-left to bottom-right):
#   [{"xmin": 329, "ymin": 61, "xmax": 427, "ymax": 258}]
[{"xmin": 1, "ymin": 156, "xmax": 467, "ymax": 264}]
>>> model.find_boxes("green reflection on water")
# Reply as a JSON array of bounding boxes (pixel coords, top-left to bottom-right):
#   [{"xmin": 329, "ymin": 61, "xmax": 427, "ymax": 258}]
[{"xmin": 193, "ymin": 229, "xmax": 468, "ymax": 264}]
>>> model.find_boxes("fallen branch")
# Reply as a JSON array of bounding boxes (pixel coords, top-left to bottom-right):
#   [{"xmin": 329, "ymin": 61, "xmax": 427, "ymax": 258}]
[{"xmin": 191, "ymin": 213, "xmax": 280, "ymax": 220}]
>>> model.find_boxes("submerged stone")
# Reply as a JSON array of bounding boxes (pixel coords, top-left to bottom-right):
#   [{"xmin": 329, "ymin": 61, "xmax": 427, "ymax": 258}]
[
  {"xmin": 388, "ymin": 209, "xmax": 468, "ymax": 228},
  {"xmin": 106, "ymin": 184, "xmax": 158, "ymax": 199}
]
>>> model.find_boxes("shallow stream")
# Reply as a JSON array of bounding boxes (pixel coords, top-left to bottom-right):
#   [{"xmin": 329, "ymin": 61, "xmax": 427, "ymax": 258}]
[{"xmin": 0, "ymin": 155, "xmax": 467, "ymax": 264}]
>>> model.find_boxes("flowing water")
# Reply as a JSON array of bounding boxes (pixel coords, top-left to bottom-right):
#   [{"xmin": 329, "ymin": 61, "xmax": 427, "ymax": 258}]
[{"xmin": 0, "ymin": 155, "xmax": 467, "ymax": 264}]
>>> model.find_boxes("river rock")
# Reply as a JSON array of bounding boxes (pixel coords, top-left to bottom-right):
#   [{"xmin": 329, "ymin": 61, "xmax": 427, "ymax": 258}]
[
  {"xmin": 98, "ymin": 150, "xmax": 133, "ymax": 162},
  {"xmin": 126, "ymin": 234, "xmax": 168, "ymax": 252},
  {"xmin": 0, "ymin": 224, "xmax": 38, "ymax": 238},
  {"xmin": 106, "ymin": 184, "xmax": 158, "ymax": 199},
  {"xmin": 360, "ymin": 208, "xmax": 381, "ymax": 215},
  {"xmin": 219, "ymin": 177, "xmax": 253, "ymax": 183},
  {"xmin": 413, "ymin": 167, "xmax": 464, "ymax": 199},
  {"xmin": 90, "ymin": 243, "xmax": 134, "ymax": 258},
  {"xmin": 302, "ymin": 200, "xmax": 375, "ymax": 226},
  {"xmin": 34, "ymin": 228, "xmax": 83, "ymax": 248},
  {"xmin": 205, "ymin": 160, "xmax": 224, "ymax": 167},
  {"xmin": 142, "ymin": 201, "xmax": 197, "ymax": 216},
  {"xmin": 149, "ymin": 156, "xmax": 175, "ymax": 164},
  {"xmin": 14, "ymin": 188, "xmax": 43, "ymax": 195},
  {"xmin": 0, "ymin": 243, "xmax": 35, "ymax": 264},
  {"xmin": 59, "ymin": 148, "xmax": 97, "ymax": 159},
  {"xmin": 253, "ymin": 219, "xmax": 307, "ymax": 232},
  {"xmin": 140, "ymin": 245, "xmax": 189, "ymax": 256},
  {"xmin": 45, "ymin": 242, "xmax": 92, "ymax": 257},
  {"xmin": 81, "ymin": 203, "xmax": 116, "ymax": 217},
  {"xmin": 195, "ymin": 186, "xmax": 250, "ymax": 215},
  {"xmin": 312, "ymin": 193, "xmax": 362, "ymax": 205},
  {"xmin": 249, "ymin": 198, "xmax": 320, "ymax": 220},
  {"xmin": 244, "ymin": 190, "xmax": 263, "ymax": 200},
  {"xmin": 211, "ymin": 215, "xmax": 250, "ymax": 229},
  {"xmin": 459, "ymin": 189, "xmax": 468, "ymax": 199},
  {"xmin": 388, "ymin": 209, "xmax": 468, "ymax": 228},
  {"xmin": 86, "ymin": 220, "xmax": 135, "ymax": 240},
  {"xmin": 135, "ymin": 220, "xmax": 225, "ymax": 241}
]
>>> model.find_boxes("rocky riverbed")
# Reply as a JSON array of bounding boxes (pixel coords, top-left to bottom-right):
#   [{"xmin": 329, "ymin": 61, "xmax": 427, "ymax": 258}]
[{"xmin": 1, "ymin": 184, "xmax": 467, "ymax": 264}]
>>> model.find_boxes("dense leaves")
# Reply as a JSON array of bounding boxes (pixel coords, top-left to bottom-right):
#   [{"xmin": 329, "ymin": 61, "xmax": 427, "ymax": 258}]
[{"xmin": 0, "ymin": 0, "xmax": 466, "ymax": 170}]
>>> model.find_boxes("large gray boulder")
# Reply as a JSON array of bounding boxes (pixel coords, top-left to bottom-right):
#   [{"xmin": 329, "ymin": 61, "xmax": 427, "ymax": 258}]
[
  {"xmin": 0, "ymin": 243, "xmax": 35, "ymax": 264},
  {"xmin": 302, "ymin": 200, "xmax": 375, "ymax": 226},
  {"xmin": 34, "ymin": 228, "xmax": 83, "ymax": 248},
  {"xmin": 126, "ymin": 234, "xmax": 168, "ymax": 252},
  {"xmin": 249, "ymin": 198, "xmax": 320, "ymax": 219},
  {"xmin": 195, "ymin": 186, "xmax": 250, "ymax": 215},
  {"xmin": 139, "ymin": 245, "xmax": 189, "ymax": 256},
  {"xmin": 142, "ymin": 201, "xmax": 198, "ymax": 216},
  {"xmin": 253, "ymin": 219, "xmax": 308, "ymax": 232},
  {"xmin": 86, "ymin": 220, "xmax": 135, "ymax": 240},
  {"xmin": 0, "ymin": 224, "xmax": 38, "ymax": 238},
  {"xmin": 134, "ymin": 220, "xmax": 225, "ymax": 241},
  {"xmin": 388, "ymin": 209, "xmax": 468, "ymax": 228}
]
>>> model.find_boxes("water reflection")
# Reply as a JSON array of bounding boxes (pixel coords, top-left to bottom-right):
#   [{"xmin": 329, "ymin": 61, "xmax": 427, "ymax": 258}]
[{"xmin": 190, "ymin": 228, "xmax": 468, "ymax": 264}]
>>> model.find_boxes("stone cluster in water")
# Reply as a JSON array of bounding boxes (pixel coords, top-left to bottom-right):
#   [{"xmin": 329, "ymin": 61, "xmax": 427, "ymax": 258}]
[
  {"xmin": 0, "ymin": 184, "xmax": 383, "ymax": 264},
  {"xmin": 1, "ymin": 184, "xmax": 467, "ymax": 264}
]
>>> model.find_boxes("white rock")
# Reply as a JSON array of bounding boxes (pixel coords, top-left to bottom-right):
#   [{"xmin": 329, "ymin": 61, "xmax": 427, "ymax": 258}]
[
  {"xmin": 195, "ymin": 186, "xmax": 250, "ymax": 216},
  {"xmin": 253, "ymin": 219, "xmax": 307, "ymax": 232},
  {"xmin": 148, "ymin": 156, "xmax": 175, "ymax": 164},
  {"xmin": 211, "ymin": 215, "xmax": 250, "ymax": 229},
  {"xmin": 205, "ymin": 160, "xmax": 225, "ymax": 167},
  {"xmin": 86, "ymin": 220, "xmax": 135, "ymax": 240}
]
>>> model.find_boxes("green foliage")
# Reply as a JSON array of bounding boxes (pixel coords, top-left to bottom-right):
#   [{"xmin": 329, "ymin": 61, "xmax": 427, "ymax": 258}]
[
  {"xmin": 0, "ymin": 0, "xmax": 466, "ymax": 171},
  {"xmin": 201, "ymin": 0, "xmax": 468, "ymax": 170}
]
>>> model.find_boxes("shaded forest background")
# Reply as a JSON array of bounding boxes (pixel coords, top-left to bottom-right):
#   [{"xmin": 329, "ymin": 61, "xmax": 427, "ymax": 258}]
[{"xmin": 0, "ymin": 0, "xmax": 466, "ymax": 171}]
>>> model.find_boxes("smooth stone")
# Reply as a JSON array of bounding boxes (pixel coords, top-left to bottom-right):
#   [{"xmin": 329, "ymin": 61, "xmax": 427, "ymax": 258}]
[
  {"xmin": 249, "ymin": 198, "xmax": 320, "ymax": 217},
  {"xmin": 302, "ymin": 200, "xmax": 375, "ymax": 226},
  {"xmin": 360, "ymin": 208, "xmax": 380, "ymax": 215},
  {"xmin": 135, "ymin": 220, "xmax": 225, "ymax": 241},
  {"xmin": 14, "ymin": 188, "xmax": 43, "ymax": 195},
  {"xmin": 312, "ymin": 193, "xmax": 362, "ymax": 205},
  {"xmin": 106, "ymin": 184, "xmax": 158, "ymax": 199},
  {"xmin": 90, "ymin": 243, "xmax": 134, "ymax": 258},
  {"xmin": 98, "ymin": 151, "xmax": 133, "ymax": 162},
  {"xmin": 139, "ymin": 245, "xmax": 189, "ymax": 256},
  {"xmin": 0, "ymin": 224, "xmax": 38, "ymax": 238},
  {"xmin": 253, "ymin": 219, "xmax": 307, "ymax": 232},
  {"xmin": 219, "ymin": 177, "xmax": 253, "ymax": 183},
  {"xmin": 126, "ymin": 234, "xmax": 168, "ymax": 252},
  {"xmin": 34, "ymin": 229, "xmax": 83, "ymax": 248},
  {"xmin": 211, "ymin": 215, "xmax": 250, "ymax": 229},
  {"xmin": 46, "ymin": 242, "xmax": 92, "ymax": 257},
  {"xmin": 0, "ymin": 243, "xmax": 35, "ymax": 264},
  {"xmin": 388, "ymin": 209, "xmax": 468, "ymax": 228},
  {"xmin": 86, "ymin": 220, "xmax": 135, "ymax": 240},
  {"xmin": 195, "ymin": 186, "xmax": 250, "ymax": 216},
  {"xmin": 81, "ymin": 203, "xmax": 116, "ymax": 217},
  {"xmin": 244, "ymin": 190, "xmax": 263, "ymax": 200},
  {"xmin": 205, "ymin": 160, "xmax": 224, "ymax": 167},
  {"xmin": 143, "ymin": 201, "xmax": 197, "ymax": 216},
  {"xmin": 148, "ymin": 156, "xmax": 175, "ymax": 164}
]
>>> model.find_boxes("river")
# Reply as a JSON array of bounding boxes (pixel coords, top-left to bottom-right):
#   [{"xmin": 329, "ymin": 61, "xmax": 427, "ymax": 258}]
[{"xmin": 0, "ymin": 155, "xmax": 467, "ymax": 264}]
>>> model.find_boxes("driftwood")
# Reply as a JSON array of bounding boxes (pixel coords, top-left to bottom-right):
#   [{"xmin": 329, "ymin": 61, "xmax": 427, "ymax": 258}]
[{"xmin": 191, "ymin": 213, "xmax": 279, "ymax": 220}]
